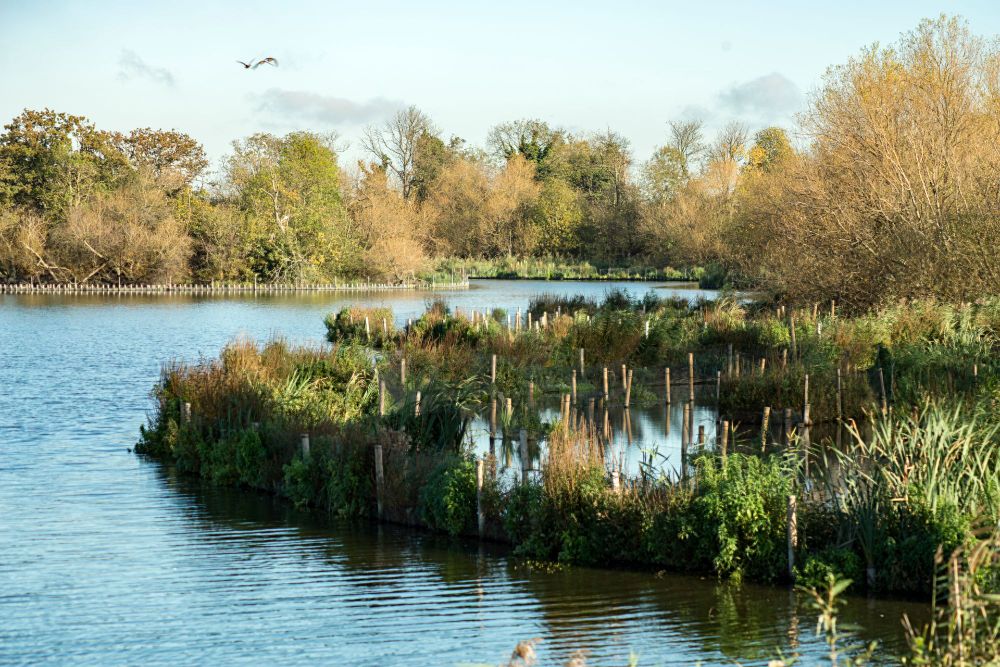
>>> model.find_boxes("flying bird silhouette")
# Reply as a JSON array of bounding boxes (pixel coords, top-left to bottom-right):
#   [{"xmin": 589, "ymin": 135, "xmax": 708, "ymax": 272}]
[{"xmin": 237, "ymin": 58, "xmax": 279, "ymax": 69}]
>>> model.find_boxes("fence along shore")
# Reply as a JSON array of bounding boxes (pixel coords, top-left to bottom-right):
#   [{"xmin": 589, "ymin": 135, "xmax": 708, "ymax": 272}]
[{"xmin": 0, "ymin": 279, "xmax": 470, "ymax": 295}]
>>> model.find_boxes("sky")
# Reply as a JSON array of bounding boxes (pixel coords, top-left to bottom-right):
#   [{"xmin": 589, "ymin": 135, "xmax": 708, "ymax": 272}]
[{"xmin": 2, "ymin": 0, "xmax": 999, "ymax": 173}]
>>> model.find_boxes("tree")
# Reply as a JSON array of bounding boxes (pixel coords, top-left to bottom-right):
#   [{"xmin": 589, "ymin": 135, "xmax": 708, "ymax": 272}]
[
  {"xmin": 361, "ymin": 106, "xmax": 434, "ymax": 200},
  {"xmin": 746, "ymin": 127, "xmax": 792, "ymax": 172},
  {"xmin": 531, "ymin": 178, "xmax": 583, "ymax": 256},
  {"xmin": 225, "ymin": 131, "xmax": 356, "ymax": 280},
  {"xmin": 731, "ymin": 14, "xmax": 1000, "ymax": 307},
  {"xmin": 487, "ymin": 119, "xmax": 561, "ymax": 168},
  {"xmin": 117, "ymin": 128, "xmax": 207, "ymax": 190},
  {"xmin": 349, "ymin": 162, "xmax": 428, "ymax": 281},
  {"xmin": 642, "ymin": 145, "xmax": 687, "ymax": 203},
  {"xmin": 0, "ymin": 109, "xmax": 128, "ymax": 218},
  {"xmin": 667, "ymin": 119, "xmax": 705, "ymax": 171}
]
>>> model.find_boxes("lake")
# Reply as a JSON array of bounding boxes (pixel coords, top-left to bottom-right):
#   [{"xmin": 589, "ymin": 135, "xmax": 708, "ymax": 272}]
[{"xmin": 0, "ymin": 280, "xmax": 926, "ymax": 665}]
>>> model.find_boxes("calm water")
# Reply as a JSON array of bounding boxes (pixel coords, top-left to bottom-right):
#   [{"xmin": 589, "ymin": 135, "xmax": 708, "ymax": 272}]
[{"xmin": 0, "ymin": 280, "xmax": 926, "ymax": 666}]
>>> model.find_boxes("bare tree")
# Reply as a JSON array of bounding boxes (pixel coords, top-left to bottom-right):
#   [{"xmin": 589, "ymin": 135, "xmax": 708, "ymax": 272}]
[
  {"xmin": 668, "ymin": 120, "xmax": 705, "ymax": 171},
  {"xmin": 361, "ymin": 106, "xmax": 434, "ymax": 199}
]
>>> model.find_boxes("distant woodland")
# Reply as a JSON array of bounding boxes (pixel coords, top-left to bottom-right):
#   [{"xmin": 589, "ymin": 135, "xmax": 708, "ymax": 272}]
[{"xmin": 1, "ymin": 16, "xmax": 997, "ymax": 309}]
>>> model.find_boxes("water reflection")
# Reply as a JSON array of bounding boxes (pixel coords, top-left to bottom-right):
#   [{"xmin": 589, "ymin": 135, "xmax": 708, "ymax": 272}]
[{"xmin": 161, "ymin": 468, "xmax": 927, "ymax": 666}]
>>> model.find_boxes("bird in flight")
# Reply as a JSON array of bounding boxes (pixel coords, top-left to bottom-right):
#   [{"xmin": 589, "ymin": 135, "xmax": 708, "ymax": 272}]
[{"xmin": 236, "ymin": 57, "xmax": 279, "ymax": 69}]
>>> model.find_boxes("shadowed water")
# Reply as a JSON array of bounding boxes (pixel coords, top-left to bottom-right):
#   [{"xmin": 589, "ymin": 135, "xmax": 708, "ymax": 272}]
[{"xmin": 0, "ymin": 280, "xmax": 927, "ymax": 665}]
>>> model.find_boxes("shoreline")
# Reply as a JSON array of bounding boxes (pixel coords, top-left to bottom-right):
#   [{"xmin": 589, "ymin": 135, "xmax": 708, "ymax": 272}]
[{"xmin": 0, "ymin": 280, "xmax": 471, "ymax": 295}]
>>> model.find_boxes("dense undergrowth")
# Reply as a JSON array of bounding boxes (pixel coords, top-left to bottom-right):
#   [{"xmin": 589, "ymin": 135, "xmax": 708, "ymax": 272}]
[{"xmin": 138, "ymin": 293, "xmax": 1000, "ymax": 600}]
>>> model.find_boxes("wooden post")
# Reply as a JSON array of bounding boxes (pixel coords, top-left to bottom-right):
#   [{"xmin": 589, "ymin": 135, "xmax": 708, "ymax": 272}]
[
  {"xmin": 715, "ymin": 370, "xmax": 721, "ymax": 406},
  {"xmin": 803, "ymin": 374, "xmax": 809, "ymax": 418},
  {"xmin": 506, "ymin": 397, "xmax": 513, "ymax": 420},
  {"xmin": 782, "ymin": 348, "xmax": 788, "ymax": 369},
  {"xmin": 621, "ymin": 364, "xmax": 627, "ymax": 392},
  {"xmin": 579, "ymin": 348, "xmax": 585, "ymax": 376},
  {"xmin": 624, "ymin": 369, "xmax": 633, "ymax": 408},
  {"xmin": 681, "ymin": 402, "xmax": 690, "ymax": 478},
  {"xmin": 415, "ymin": 390, "xmax": 422, "ymax": 417},
  {"xmin": 603, "ymin": 367, "xmax": 609, "ymax": 401},
  {"xmin": 375, "ymin": 444, "xmax": 385, "ymax": 519},
  {"xmin": 528, "ymin": 381, "xmax": 535, "ymax": 409},
  {"xmin": 787, "ymin": 495, "xmax": 798, "ymax": 581},
  {"xmin": 476, "ymin": 457, "xmax": 485, "ymax": 537},
  {"xmin": 878, "ymin": 367, "xmax": 888, "ymax": 416},
  {"xmin": 697, "ymin": 424, "xmax": 705, "ymax": 446},
  {"xmin": 760, "ymin": 406, "xmax": 771, "ymax": 452},
  {"xmin": 571, "ymin": 370, "xmax": 577, "ymax": 405},
  {"xmin": 727, "ymin": 343, "xmax": 734, "ymax": 376},
  {"xmin": 688, "ymin": 352, "xmax": 695, "ymax": 402},
  {"xmin": 300, "ymin": 432, "xmax": 310, "ymax": 459},
  {"xmin": 644, "ymin": 319, "xmax": 650, "ymax": 338},
  {"xmin": 836, "ymin": 368, "xmax": 843, "ymax": 421},
  {"xmin": 611, "ymin": 468, "xmax": 620, "ymax": 493},
  {"xmin": 588, "ymin": 398, "xmax": 596, "ymax": 427},
  {"xmin": 489, "ymin": 397, "xmax": 497, "ymax": 440},
  {"xmin": 400, "ymin": 357, "xmax": 407, "ymax": 385},
  {"xmin": 181, "ymin": 401, "xmax": 191, "ymax": 425},
  {"xmin": 365, "ymin": 316, "xmax": 371, "ymax": 342},
  {"xmin": 519, "ymin": 429, "xmax": 529, "ymax": 484},
  {"xmin": 789, "ymin": 315, "xmax": 797, "ymax": 359},
  {"xmin": 720, "ymin": 420, "xmax": 730, "ymax": 459},
  {"xmin": 379, "ymin": 380, "xmax": 386, "ymax": 416},
  {"xmin": 491, "ymin": 354, "xmax": 497, "ymax": 385}
]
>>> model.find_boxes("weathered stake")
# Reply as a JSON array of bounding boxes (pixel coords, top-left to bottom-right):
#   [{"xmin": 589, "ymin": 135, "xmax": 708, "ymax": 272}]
[
  {"xmin": 665, "ymin": 367, "xmax": 672, "ymax": 404},
  {"xmin": 375, "ymin": 444, "xmax": 385, "ymax": 519},
  {"xmin": 787, "ymin": 495, "xmax": 798, "ymax": 581},
  {"xmin": 760, "ymin": 406, "xmax": 771, "ymax": 452},
  {"xmin": 476, "ymin": 457, "xmax": 485, "ymax": 536}
]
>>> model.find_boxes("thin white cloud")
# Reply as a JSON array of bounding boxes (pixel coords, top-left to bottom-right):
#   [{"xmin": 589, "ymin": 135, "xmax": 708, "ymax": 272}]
[
  {"xmin": 254, "ymin": 88, "xmax": 402, "ymax": 125},
  {"xmin": 117, "ymin": 49, "xmax": 175, "ymax": 87},
  {"xmin": 718, "ymin": 72, "xmax": 801, "ymax": 116}
]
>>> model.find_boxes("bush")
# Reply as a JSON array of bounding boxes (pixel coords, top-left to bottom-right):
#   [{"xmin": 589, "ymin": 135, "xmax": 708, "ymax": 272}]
[{"xmin": 419, "ymin": 455, "xmax": 477, "ymax": 536}]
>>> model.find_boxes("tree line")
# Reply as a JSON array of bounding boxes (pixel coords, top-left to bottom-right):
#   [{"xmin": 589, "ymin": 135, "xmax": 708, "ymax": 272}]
[{"xmin": 1, "ymin": 15, "xmax": 997, "ymax": 309}]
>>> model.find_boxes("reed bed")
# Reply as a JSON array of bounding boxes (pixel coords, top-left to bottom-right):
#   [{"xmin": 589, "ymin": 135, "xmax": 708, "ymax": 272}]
[{"xmin": 137, "ymin": 293, "xmax": 1000, "ymax": 600}]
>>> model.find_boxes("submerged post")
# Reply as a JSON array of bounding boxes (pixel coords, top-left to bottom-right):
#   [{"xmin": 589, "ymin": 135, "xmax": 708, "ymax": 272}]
[
  {"xmin": 624, "ymin": 369, "xmax": 633, "ymax": 408},
  {"xmin": 491, "ymin": 354, "xmax": 497, "ymax": 385},
  {"xmin": 519, "ymin": 429, "xmax": 529, "ymax": 484},
  {"xmin": 375, "ymin": 444, "xmax": 385, "ymax": 520},
  {"xmin": 476, "ymin": 457, "xmax": 485, "ymax": 537},
  {"xmin": 787, "ymin": 495, "xmax": 798, "ymax": 581},
  {"xmin": 665, "ymin": 367, "xmax": 671, "ymax": 404},
  {"xmin": 571, "ymin": 370, "xmax": 577, "ymax": 405},
  {"xmin": 603, "ymin": 367, "xmax": 609, "ymax": 401}
]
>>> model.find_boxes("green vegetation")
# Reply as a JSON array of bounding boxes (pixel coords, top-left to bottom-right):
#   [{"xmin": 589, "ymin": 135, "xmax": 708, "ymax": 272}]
[
  {"xmin": 5, "ymin": 16, "xmax": 998, "ymax": 309},
  {"xmin": 137, "ymin": 293, "xmax": 1000, "ymax": 601}
]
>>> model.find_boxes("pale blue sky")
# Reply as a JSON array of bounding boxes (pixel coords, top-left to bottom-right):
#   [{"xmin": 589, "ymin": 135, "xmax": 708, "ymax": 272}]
[{"xmin": 2, "ymin": 0, "xmax": 998, "ymax": 171}]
